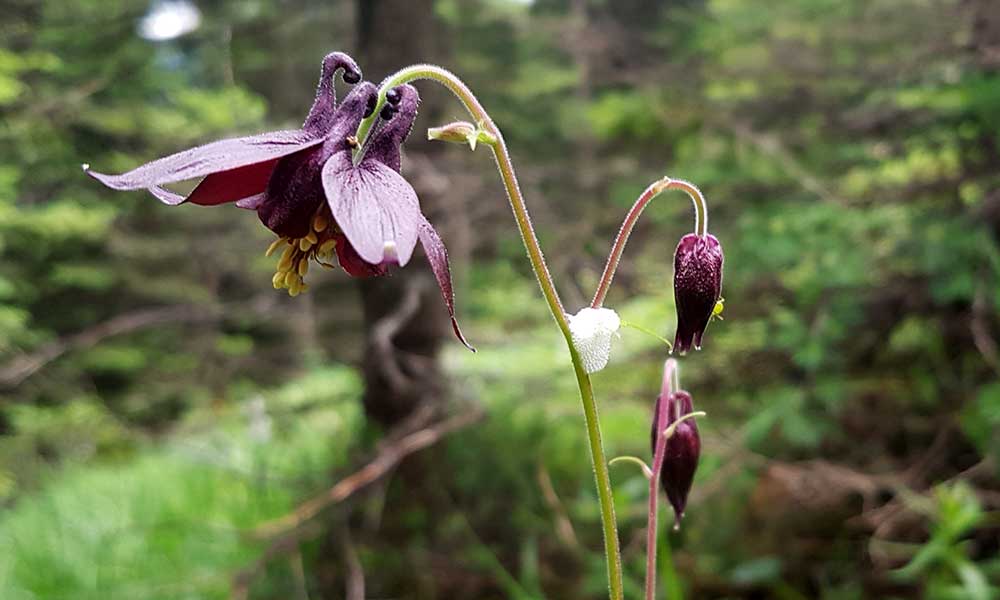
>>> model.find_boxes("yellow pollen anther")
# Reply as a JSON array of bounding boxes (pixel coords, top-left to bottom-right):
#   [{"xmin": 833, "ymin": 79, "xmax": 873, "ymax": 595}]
[
  {"xmin": 299, "ymin": 238, "xmax": 314, "ymax": 252},
  {"xmin": 272, "ymin": 272, "xmax": 284, "ymax": 289},
  {"xmin": 288, "ymin": 278, "xmax": 302, "ymax": 296},
  {"xmin": 297, "ymin": 259, "xmax": 309, "ymax": 277},
  {"xmin": 277, "ymin": 252, "xmax": 294, "ymax": 272},
  {"xmin": 318, "ymin": 239, "xmax": 337, "ymax": 255},
  {"xmin": 265, "ymin": 237, "xmax": 286, "ymax": 257},
  {"xmin": 305, "ymin": 230, "xmax": 318, "ymax": 244},
  {"xmin": 312, "ymin": 213, "xmax": 328, "ymax": 232},
  {"xmin": 284, "ymin": 271, "xmax": 298, "ymax": 288}
]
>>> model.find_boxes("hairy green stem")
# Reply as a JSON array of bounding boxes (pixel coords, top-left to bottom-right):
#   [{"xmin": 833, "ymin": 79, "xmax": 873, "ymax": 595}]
[
  {"xmin": 364, "ymin": 64, "xmax": 624, "ymax": 600},
  {"xmin": 591, "ymin": 177, "xmax": 710, "ymax": 309}
]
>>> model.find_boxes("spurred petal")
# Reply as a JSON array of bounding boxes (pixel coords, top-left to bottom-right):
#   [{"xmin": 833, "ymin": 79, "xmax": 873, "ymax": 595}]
[
  {"xmin": 418, "ymin": 218, "xmax": 474, "ymax": 351},
  {"xmin": 84, "ymin": 129, "xmax": 324, "ymax": 204},
  {"xmin": 360, "ymin": 84, "xmax": 420, "ymax": 172},
  {"xmin": 258, "ymin": 82, "xmax": 378, "ymax": 239},
  {"xmin": 302, "ymin": 51, "xmax": 362, "ymax": 135},
  {"xmin": 321, "ymin": 150, "xmax": 421, "ymax": 267}
]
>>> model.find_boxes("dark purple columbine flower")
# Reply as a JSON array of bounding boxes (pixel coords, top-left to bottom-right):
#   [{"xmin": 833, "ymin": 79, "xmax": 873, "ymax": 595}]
[
  {"xmin": 84, "ymin": 53, "xmax": 472, "ymax": 350},
  {"xmin": 651, "ymin": 389, "xmax": 701, "ymax": 527},
  {"xmin": 672, "ymin": 233, "xmax": 723, "ymax": 354}
]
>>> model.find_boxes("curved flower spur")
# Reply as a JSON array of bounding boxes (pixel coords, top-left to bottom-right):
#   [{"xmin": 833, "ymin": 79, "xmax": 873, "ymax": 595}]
[{"xmin": 84, "ymin": 53, "xmax": 473, "ymax": 350}]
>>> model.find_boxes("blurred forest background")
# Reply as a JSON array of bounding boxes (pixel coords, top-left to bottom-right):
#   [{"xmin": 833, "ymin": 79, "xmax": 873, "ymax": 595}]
[{"xmin": 2, "ymin": 0, "xmax": 1000, "ymax": 598}]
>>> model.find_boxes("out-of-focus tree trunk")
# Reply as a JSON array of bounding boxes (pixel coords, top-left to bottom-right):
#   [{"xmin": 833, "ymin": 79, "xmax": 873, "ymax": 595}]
[{"xmin": 355, "ymin": 0, "xmax": 452, "ymax": 428}]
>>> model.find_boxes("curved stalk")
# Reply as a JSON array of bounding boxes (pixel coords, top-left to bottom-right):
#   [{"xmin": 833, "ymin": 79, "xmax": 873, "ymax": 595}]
[
  {"xmin": 591, "ymin": 178, "xmax": 709, "ymax": 309},
  {"xmin": 364, "ymin": 65, "xmax": 624, "ymax": 600}
]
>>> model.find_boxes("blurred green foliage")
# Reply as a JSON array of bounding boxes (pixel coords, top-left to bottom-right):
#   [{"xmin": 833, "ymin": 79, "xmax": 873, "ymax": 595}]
[{"xmin": 1, "ymin": 0, "xmax": 999, "ymax": 598}]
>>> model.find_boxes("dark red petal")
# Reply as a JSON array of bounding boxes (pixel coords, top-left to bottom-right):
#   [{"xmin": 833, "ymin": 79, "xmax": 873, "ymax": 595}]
[
  {"xmin": 418, "ymin": 218, "xmax": 474, "ymax": 352},
  {"xmin": 185, "ymin": 159, "xmax": 281, "ymax": 206},
  {"xmin": 83, "ymin": 129, "xmax": 324, "ymax": 202},
  {"xmin": 321, "ymin": 150, "xmax": 422, "ymax": 267},
  {"xmin": 335, "ymin": 233, "xmax": 389, "ymax": 278}
]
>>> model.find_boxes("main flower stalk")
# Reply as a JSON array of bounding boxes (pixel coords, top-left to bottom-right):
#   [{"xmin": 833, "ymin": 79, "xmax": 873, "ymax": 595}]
[{"xmin": 362, "ymin": 65, "xmax": 625, "ymax": 600}]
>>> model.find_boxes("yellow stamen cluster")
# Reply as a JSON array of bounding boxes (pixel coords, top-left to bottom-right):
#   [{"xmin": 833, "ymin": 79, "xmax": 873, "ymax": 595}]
[{"xmin": 266, "ymin": 212, "xmax": 339, "ymax": 296}]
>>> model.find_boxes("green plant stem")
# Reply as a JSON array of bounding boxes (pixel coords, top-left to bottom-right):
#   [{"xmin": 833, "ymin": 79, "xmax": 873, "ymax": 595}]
[
  {"xmin": 591, "ymin": 177, "xmax": 710, "ymax": 309},
  {"xmin": 363, "ymin": 64, "xmax": 624, "ymax": 600}
]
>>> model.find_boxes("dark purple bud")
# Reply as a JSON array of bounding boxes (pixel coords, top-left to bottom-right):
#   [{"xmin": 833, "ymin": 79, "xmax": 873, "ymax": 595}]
[
  {"xmin": 672, "ymin": 233, "xmax": 723, "ymax": 354},
  {"xmin": 651, "ymin": 390, "xmax": 701, "ymax": 527},
  {"xmin": 385, "ymin": 87, "xmax": 402, "ymax": 105},
  {"xmin": 380, "ymin": 104, "xmax": 397, "ymax": 120}
]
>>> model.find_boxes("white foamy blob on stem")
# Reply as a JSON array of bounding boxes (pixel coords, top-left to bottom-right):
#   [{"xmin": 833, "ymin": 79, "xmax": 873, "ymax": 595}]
[{"xmin": 567, "ymin": 307, "xmax": 621, "ymax": 374}]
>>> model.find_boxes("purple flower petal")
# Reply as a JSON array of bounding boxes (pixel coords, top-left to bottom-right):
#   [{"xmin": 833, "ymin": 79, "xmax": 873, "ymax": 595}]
[
  {"xmin": 258, "ymin": 82, "xmax": 378, "ymax": 239},
  {"xmin": 418, "ymin": 218, "xmax": 474, "ymax": 351},
  {"xmin": 258, "ymin": 146, "xmax": 326, "ymax": 239},
  {"xmin": 321, "ymin": 150, "xmax": 421, "ymax": 267},
  {"xmin": 84, "ymin": 130, "xmax": 324, "ymax": 204},
  {"xmin": 147, "ymin": 185, "xmax": 185, "ymax": 206}
]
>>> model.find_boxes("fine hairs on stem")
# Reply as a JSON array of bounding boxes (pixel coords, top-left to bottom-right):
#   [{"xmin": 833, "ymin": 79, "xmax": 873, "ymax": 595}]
[
  {"xmin": 591, "ymin": 177, "xmax": 710, "ymax": 309},
  {"xmin": 363, "ymin": 64, "xmax": 625, "ymax": 600}
]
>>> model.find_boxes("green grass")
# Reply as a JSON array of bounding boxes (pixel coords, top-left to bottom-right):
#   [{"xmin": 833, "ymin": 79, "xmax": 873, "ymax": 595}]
[{"xmin": 0, "ymin": 367, "xmax": 363, "ymax": 600}]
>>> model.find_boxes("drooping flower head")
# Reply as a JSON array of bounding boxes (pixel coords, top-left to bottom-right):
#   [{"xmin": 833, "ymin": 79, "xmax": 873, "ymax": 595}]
[
  {"xmin": 84, "ymin": 53, "xmax": 472, "ymax": 349},
  {"xmin": 650, "ymin": 389, "xmax": 701, "ymax": 528},
  {"xmin": 672, "ymin": 232, "xmax": 723, "ymax": 354}
]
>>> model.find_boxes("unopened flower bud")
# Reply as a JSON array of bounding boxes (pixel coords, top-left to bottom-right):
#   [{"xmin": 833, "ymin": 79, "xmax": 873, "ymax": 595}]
[
  {"xmin": 651, "ymin": 390, "xmax": 701, "ymax": 527},
  {"xmin": 673, "ymin": 233, "xmax": 723, "ymax": 354},
  {"xmin": 567, "ymin": 307, "xmax": 621, "ymax": 373},
  {"xmin": 427, "ymin": 121, "xmax": 496, "ymax": 151}
]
